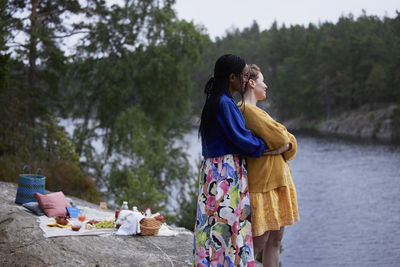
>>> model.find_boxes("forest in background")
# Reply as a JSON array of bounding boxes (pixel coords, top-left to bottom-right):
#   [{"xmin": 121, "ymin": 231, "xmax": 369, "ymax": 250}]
[
  {"xmin": 191, "ymin": 11, "xmax": 400, "ymax": 122},
  {"xmin": 1, "ymin": 0, "xmax": 399, "ymax": 229}
]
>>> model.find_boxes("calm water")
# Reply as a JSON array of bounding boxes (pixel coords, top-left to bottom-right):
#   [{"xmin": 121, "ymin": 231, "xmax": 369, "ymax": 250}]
[
  {"xmin": 184, "ymin": 131, "xmax": 400, "ymax": 266},
  {"xmin": 280, "ymin": 134, "xmax": 400, "ymax": 267}
]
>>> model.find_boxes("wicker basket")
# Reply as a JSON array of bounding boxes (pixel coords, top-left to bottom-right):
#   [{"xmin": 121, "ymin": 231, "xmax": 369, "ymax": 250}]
[{"xmin": 140, "ymin": 217, "xmax": 163, "ymax": 236}]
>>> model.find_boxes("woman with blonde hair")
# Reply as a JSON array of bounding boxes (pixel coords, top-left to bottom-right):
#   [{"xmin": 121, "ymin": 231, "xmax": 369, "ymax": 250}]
[{"xmin": 238, "ymin": 64, "xmax": 299, "ymax": 267}]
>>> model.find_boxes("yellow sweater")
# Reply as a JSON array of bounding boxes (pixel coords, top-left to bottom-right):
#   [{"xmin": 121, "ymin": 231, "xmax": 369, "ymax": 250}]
[{"xmin": 238, "ymin": 103, "xmax": 297, "ymax": 192}]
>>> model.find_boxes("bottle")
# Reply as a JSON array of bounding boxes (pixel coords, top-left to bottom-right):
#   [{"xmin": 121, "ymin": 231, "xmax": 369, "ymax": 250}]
[
  {"xmin": 145, "ymin": 208, "xmax": 151, "ymax": 217},
  {"xmin": 132, "ymin": 206, "xmax": 138, "ymax": 212},
  {"xmin": 121, "ymin": 201, "xmax": 129, "ymax": 210},
  {"xmin": 115, "ymin": 201, "xmax": 129, "ymax": 221}
]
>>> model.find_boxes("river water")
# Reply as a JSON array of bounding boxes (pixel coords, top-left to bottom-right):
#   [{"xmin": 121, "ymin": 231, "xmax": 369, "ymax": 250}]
[
  {"xmin": 279, "ymin": 134, "xmax": 400, "ymax": 267},
  {"xmin": 183, "ymin": 130, "xmax": 400, "ymax": 267}
]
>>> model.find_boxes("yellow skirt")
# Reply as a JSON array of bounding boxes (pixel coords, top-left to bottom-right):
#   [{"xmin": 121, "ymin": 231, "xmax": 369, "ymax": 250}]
[{"xmin": 250, "ymin": 163, "xmax": 300, "ymax": 237}]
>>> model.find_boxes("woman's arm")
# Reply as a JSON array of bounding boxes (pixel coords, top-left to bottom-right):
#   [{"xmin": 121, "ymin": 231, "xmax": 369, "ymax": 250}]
[
  {"xmin": 241, "ymin": 104, "xmax": 289, "ymax": 149},
  {"xmin": 263, "ymin": 143, "xmax": 290, "ymax": 156},
  {"xmin": 282, "ymin": 132, "xmax": 297, "ymax": 160}
]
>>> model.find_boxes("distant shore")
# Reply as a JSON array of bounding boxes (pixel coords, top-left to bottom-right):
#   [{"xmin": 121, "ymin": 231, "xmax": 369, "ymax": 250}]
[{"xmin": 283, "ymin": 103, "xmax": 399, "ymax": 143}]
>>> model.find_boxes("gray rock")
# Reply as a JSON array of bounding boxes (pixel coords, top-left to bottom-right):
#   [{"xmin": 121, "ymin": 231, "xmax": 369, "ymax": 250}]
[
  {"xmin": 315, "ymin": 104, "xmax": 398, "ymax": 141},
  {"xmin": 376, "ymin": 119, "xmax": 393, "ymax": 141},
  {"xmin": 0, "ymin": 181, "xmax": 194, "ymax": 267}
]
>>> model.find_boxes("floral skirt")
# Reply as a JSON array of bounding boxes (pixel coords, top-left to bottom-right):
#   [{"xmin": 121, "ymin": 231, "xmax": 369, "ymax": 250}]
[
  {"xmin": 193, "ymin": 154, "xmax": 255, "ymax": 267},
  {"xmin": 250, "ymin": 162, "xmax": 299, "ymax": 237}
]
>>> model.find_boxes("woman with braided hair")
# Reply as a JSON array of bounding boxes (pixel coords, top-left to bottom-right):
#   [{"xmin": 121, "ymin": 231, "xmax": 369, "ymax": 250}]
[{"xmin": 193, "ymin": 54, "xmax": 270, "ymax": 266}]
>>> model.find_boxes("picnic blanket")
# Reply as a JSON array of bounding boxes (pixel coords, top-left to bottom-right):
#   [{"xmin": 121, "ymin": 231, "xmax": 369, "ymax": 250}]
[
  {"xmin": 19, "ymin": 204, "xmax": 186, "ymax": 238},
  {"xmin": 38, "ymin": 205, "xmax": 115, "ymax": 238}
]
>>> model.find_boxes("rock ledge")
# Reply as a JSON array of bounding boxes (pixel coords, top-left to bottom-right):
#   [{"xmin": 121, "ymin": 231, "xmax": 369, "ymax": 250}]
[{"xmin": 0, "ymin": 181, "xmax": 193, "ymax": 266}]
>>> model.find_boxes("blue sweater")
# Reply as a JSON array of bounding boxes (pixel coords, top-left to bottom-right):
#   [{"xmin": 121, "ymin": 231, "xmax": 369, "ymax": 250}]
[{"xmin": 201, "ymin": 91, "xmax": 267, "ymax": 158}]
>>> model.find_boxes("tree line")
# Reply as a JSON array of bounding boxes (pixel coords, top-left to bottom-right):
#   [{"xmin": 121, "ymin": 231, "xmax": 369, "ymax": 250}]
[{"xmin": 191, "ymin": 11, "xmax": 400, "ymax": 122}]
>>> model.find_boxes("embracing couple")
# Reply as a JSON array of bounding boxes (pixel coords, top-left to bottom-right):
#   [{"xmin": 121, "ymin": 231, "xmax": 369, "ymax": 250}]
[{"xmin": 193, "ymin": 54, "xmax": 299, "ymax": 267}]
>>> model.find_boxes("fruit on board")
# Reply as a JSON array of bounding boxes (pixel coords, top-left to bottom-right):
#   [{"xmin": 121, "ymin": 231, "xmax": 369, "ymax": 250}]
[
  {"xmin": 87, "ymin": 219, "xmax": 99, "ymax": 225},
  {"xmin": 55, "ymin": 215, "xmax": 69, "ymax": 225},
  {"xmin": 94, "ymin": 219, "xmax": 114, "ymax": 228}
]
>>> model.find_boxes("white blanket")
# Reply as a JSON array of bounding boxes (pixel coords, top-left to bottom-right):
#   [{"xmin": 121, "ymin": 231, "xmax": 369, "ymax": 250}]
[
  {"xmin": 38, "ymin": 205, "xmax": 115, "ymax": 238},
  {"xmin": 32, "ymin": 205, "xmax": 183, "ymax": 238}
]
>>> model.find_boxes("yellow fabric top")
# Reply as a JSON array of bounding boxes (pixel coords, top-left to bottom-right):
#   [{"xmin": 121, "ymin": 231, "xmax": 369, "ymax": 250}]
[{"xmin": 238, "ymin": 103, "xmax": 297, "ymax": 192}]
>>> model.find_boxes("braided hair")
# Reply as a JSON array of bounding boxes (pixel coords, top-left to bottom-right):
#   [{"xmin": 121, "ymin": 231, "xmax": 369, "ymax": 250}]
[{"xmin": 199, "ymin": 54, "xmax": 247, "ymax": 143}]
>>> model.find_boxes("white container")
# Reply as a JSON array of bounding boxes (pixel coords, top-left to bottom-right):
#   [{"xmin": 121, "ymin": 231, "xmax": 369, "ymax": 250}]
[{"xmin": 120, "ymin": 201, "xmax": 129, "ymax": 210}]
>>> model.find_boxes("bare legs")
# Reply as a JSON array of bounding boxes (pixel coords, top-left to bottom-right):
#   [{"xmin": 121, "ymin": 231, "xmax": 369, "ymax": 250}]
[
  {"xmin": 253, "ymin": 231, "xmax": 269, "ymax": 256},
  {"xmin": 253, "ymin": 227, "xmax": 285, "ymax": 267}
]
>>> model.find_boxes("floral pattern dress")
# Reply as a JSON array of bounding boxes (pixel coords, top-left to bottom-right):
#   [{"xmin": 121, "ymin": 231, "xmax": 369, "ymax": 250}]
[{"xmin": 193, "ymin": 154, "xmax": 255, "ymax": 267}]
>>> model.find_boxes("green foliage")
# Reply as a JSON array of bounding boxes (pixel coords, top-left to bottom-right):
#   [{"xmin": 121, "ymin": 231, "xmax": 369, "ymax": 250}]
[
  {"xmin": 39, "ymin": 114, "xmax": 80, "ymax": 163},
  {"xmin": 392, "ymin": 106, "xmax": 400, "ymax": 142},
  {"xmin": 42, "ymin": 160, "xmax": 101, "ymax": 203},
  {"xmin": 365, "ymin": 64, "xmax": 388, "ymax": 102},
  {"xmin": 61, "ymin": 1, "xmax": 209, "ymax": 214},
  {"xmin": 0, "ymin": 0, "xmax": 96, "ymax": 201},
  {"xmin": 0, "ymin": 157, "xmax": 101, "ymax": 203},
  {"xmin": 0, "ymin": 0, "xmax": 9, "ymax": 51},
  {"xmin": 1, "ymin": 0, "xmax": 210, "ymax": 211},
  {"xmin": 0, "ymin": 53, "xmax": 9, "ymax": 97},
  {"xmin": 173, "ymin": 168, "xmax": 200, "ymax": 230},
  {"xmin": 0, "ymin": 81, "xmax": 79, "ymax": 161},
  {"xmin": 4, "ymin": 0, "xmax": 84, "ymax": 117},
  {"xmin": 108, "ymin": 166, "xmax": 167, "ymax": 212},
  {"xmin": 108, "ymin": 106, "xmax": 192, "ymax": 195}
]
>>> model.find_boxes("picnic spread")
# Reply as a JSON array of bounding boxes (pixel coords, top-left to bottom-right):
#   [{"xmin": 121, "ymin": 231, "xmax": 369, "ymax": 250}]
[
  {"xmin": 20, "ymin": 195, "xmax": 181, "ymax": 238},
  {"xmin": 14, "ymin": 165, "xmax": 182, "ymax": 239}
]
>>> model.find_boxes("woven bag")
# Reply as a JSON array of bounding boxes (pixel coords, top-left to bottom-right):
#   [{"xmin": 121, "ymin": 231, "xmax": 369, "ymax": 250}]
[
  {"xmin": 15, "ymin": 165, "xmax": 46, "ymax": 205},
  {"xmin": 140, "ymin": 217, "xmax": 163, "ymax": 236}
]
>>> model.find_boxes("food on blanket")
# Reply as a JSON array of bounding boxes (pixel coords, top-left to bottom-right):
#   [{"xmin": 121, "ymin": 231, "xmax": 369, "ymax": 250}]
[
  {"xmin": 71, "ymin": 225, "xmax": 81, "ymax": 231},
  {"xmin": 87, "ymin": 219, "xmax": 99, "ymax": 225},
  {"xmin": 94, "ymin": 219, "xmax": 114, "ymax": 228},
  {"xmin": 85, "ymin": 223, "xmax": 94, "ymax": 230},
  {"xmin": 78, "ymin": 213, "xmax": 86, "ymax": 222},
  {"xmin": 47, "ymin": 221, "xmax": 71, "ymax": 228},
  {"xmin": 155, "ymin": 215, "xmax": 165, "ymax": 222},
  {"xmin": 99, "ymin": 202, "xmax": 107, "ymax": 210},
  {"xmin": 55, "ymin": 215, "xmax": 69, "ymax": 225}
]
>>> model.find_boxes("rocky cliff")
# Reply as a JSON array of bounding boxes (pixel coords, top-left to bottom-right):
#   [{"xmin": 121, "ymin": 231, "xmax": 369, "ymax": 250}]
[
  {"xmin": 285, "ymin": 104, "xmax": 399, "ymax": 142},
  {"xmin": 0, "ymin": 181, "xmax": 194, "ymax": 266}
]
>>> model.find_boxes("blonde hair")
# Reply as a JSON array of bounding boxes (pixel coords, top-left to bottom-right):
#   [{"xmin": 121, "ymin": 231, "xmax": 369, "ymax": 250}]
[{"xmin": 248, "ymin": 64, "xmax": 261, "ymax": 81}]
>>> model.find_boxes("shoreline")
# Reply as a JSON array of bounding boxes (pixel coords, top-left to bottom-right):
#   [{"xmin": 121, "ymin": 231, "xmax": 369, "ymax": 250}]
[{"xmin": 283, "ymin": 103, "xmax": 399, "ymax": 144}]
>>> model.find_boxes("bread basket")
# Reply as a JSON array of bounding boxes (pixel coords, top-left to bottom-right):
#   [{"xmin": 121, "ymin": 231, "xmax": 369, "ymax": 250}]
[{"xmin": 140, "ymin": 217, "xmax": 163, "ymax": 236}]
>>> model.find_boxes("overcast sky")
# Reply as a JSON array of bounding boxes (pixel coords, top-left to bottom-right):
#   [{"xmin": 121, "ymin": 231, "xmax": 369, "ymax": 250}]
[{"xmin": 174, "ymin": 0, "xmax": 399, "ymax": 40}]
